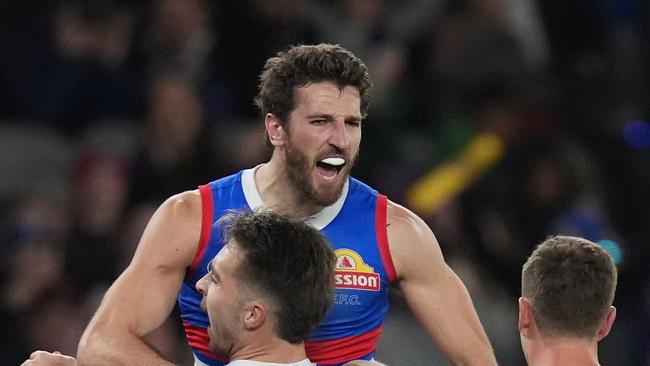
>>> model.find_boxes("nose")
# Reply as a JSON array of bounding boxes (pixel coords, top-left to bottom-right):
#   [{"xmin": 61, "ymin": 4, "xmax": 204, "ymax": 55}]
[
  {"xmin": 328, "ymin": 120, "xmax": 350, "ymax": 150},
  {"xmin": 196, "ymin": 274, "xmax": 208, "ymax": 295}
]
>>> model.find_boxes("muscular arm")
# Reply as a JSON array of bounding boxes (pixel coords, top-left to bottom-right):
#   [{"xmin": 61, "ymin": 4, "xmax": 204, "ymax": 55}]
[
  {"xmin": 77, "ymin": 191, "xmax": 201, "ymax": 366},
  {"xmin": 387, "ymin": 201, "xmax": 496, "ymax": 366}
]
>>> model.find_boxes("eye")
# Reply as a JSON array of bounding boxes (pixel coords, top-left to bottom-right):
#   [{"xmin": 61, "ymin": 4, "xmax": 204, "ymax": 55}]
[
  {"xmin": 310, "ymin": 119, "xmax": 326, "ymax": 125},
  {"xmin": 204, "ymin": 262, "xmax": 219, "ymax": 285},
  {"xmin": 346, "ymin": 120, "xmax": 362, "ymax": 127}
]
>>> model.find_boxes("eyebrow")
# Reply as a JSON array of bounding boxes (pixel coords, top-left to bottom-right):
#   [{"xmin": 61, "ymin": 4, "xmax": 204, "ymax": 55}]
[
  {"xmin": 306, "ymin": 114, "xmax": 363, "ymax": 123},
  {"xmin": 345, "ymin": 116, "xmax": 362, "ymax": 124},
  {"xmin": 306, "ymin": 113, "xmax": 334, "ymax": 121}
]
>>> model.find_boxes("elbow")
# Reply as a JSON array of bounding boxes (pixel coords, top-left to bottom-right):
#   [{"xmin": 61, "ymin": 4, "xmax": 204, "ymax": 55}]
[
  {"xmin": 76, "ymin": 331, "xmax": 97, "ymax": 365},
  {"xmin": 77, "ymin": 325, "xmax": 109, "ymax": 365}
]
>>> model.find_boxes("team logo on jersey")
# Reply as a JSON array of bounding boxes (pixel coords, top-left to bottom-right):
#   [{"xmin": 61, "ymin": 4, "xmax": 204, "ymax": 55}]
[{"xmin": 334, "ymin": 249, "xmax": 381, "ymax": 291}]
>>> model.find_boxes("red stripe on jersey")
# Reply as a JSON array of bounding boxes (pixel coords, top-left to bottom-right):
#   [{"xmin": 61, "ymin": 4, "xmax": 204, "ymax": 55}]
[
  {"xmin": 375, "ymin": 194, "xmax": 396, "ymax": 283},
  {"xmin": 183, "ymin": 321, "xmax": 229, "ymax": 362},
  {"xmin": 305, "ymin": 327, "xmax": 382, "ymax": 364},
  {"xmin": 191, "ymin": 185, "xmax": 214, "ymax": 271}
]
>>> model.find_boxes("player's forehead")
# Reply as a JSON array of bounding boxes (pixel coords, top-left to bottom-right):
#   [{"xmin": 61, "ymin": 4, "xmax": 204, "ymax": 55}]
[
  {"xmin": 207, "ymin": 242, "xmax": 243, "ymax": 274},
  {"xmin": 292, "ymin": 82, "xmax": 361, "ymax": 118}
]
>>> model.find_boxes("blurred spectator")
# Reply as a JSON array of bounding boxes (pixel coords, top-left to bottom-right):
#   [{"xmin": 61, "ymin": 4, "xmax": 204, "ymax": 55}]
[
  {"xmin": 0, "ymin": 193, "xmax": 72, "ymax": 364},
  {"xmin": 128, "ymin": 74, "xmax": 229, "ymax": 206},
  {"xmin": 144, "ymin": 0, "xmax": 217, "ymax": 82},
  {"xmin": 141, "ymin": 0, "xmax": 237, "ymax": 123},
  {"xmin": 1, "ymin": 194, "xmax": 70, "ymax": 311},
  {"xmin": 64, "ymin": 150, "xmax": 130, "ymax": 297},
  {"xmin": 2, "ymin": 0, "xmax": 143, "ymax": 135}
]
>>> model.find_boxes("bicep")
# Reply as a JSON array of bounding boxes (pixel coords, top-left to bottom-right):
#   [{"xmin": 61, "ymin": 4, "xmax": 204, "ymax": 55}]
[
  {"xmin": 93, "ymin": 260, "xmax": 187, "ymax": 336},
  {"xmin": 87, "ymin": 193, "xmax": 201, "ymax": 337},
  {"xmin": 398, "ymin": 257, "xmax": 477, "ymax": 339},
  {"xmin": 390, "ymin": 222, "xmax": 462, "ymax": 333}
]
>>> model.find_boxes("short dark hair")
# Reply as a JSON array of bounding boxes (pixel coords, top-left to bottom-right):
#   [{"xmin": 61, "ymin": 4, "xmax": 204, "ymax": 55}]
[
  {"xmin": 254, "ymin": 43, "xmax": 372, "ymax": 125},
  {"xmin": 522, "ymin": 236, "xmax": 617, "ymax": 338},
  {"xmin": 218, "ymin": 211, "xmax": 336, "ymax": 344}
]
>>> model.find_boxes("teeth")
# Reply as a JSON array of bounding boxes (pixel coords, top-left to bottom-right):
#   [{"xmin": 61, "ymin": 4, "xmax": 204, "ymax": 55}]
[{"xmin": 320, "ymin": 157, "xmax": 345, "ymax": 166}]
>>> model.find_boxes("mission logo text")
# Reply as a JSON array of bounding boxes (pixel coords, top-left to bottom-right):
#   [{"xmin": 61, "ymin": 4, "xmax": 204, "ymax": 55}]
[{"xmin": 334, "ymin": 248, "xmax": 381, "ymax": 291}]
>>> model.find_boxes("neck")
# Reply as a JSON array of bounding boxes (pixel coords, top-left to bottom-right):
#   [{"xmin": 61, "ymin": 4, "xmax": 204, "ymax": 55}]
[
  {"xmin": 255, "ymin": 155, "xmax": 324, "ymax": 218},
  {"xmin": 526, "ymin": 337, "xmax": 600, "ymax": 366},
  {"xmin": 229, "ymin": 337, "xmax": 307, "ymax": 364}
]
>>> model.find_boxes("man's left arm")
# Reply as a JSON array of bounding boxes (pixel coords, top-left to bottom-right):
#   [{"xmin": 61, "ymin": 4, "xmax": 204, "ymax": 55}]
[{"xmin": 386, "ymin": 201, "xmax": 497, "ymax": 366}]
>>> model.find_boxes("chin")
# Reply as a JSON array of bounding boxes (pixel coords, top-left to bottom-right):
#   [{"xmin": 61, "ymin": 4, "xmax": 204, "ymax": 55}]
[{"xmin": 312, "ymin": 181, "xmax": 346, "ymax": 206}]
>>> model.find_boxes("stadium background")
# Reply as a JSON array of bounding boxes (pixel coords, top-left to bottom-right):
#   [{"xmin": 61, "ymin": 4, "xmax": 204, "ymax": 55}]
[{"xmin": 1, "ymin": 0, "xmax": 649, "ymax": 364}]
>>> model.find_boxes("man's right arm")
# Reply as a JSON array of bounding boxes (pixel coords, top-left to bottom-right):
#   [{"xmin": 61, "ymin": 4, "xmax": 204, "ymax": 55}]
[{"xmin": 77, "ymin": 191, "xmax": 202, "ymax": 366}]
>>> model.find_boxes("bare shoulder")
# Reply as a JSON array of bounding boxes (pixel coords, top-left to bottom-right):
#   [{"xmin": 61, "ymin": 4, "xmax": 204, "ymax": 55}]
[
  {"xmin": 386, "ymin": 200, "xmax": 439, "ymax": 252},
  {"xmin": 385, "ymin": 199, "xmax": 444, "ymax": 279},
  {"xmin": 130, "ymin": 189, "xmax": 203, "ymax": 269},
  {"xmin": 161, "ymin": 190, "xmax": 202, "ymax": 223},
  {"xmin": 153, "ymin": 189, "xmax": 202, "ymax": 237}
]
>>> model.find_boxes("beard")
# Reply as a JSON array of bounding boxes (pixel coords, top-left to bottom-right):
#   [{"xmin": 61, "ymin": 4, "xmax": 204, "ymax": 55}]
[{"xmin": 284, "ymin": 137, "xmax": 356, "ymax": 207}]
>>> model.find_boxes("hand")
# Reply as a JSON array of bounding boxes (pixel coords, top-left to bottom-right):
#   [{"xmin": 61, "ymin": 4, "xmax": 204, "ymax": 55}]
[{"xmin": 21, "ymin": 351, "xmax": 77, "ymax": 366}]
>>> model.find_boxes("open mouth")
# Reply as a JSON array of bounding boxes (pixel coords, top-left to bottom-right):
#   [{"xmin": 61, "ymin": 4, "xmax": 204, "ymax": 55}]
[{"xmin": 316, "ymin": 157, "xmax": 346, "ymax": 180}]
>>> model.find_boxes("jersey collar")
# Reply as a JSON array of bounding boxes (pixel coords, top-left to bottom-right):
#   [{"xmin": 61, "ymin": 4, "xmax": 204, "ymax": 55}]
[{"xmin": 241, "ymin": 165, "xmax": 348, "ymax": 230}]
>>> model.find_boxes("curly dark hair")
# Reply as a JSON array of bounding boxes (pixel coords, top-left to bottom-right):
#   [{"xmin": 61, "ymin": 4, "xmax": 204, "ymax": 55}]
[
  {"xmin": 254, "ymin": 43, "xmax": 372, "ymax": 125},
  {"xmin": 217, "ymin": 211, "xmax": 336, "ymax": 344}
]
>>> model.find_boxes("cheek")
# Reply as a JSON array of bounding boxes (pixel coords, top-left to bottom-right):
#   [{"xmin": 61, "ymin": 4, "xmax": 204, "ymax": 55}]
[
  {"xmin": 344, "ymin": 131, "xmax": 361, "ymax": 158},
  {"xmin": 205, "ymin": 288, "xmax": 221, "ymax": 314},
  {"xmin": 296, "ymin": 134, "xmax": 320, "ymax": 150},
  {"xmin": 351, "ymin": 128, "xmax": 362, "ymax": 144},
  {"xmin": 292, "ymin": 126, "xmax": 326, "ymax": 146}
]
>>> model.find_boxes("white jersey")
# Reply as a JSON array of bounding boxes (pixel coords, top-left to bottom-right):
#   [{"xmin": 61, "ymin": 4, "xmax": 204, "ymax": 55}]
[{"xmin": 195, "ymin": 355, "xmax": 313, "ymax": 366}]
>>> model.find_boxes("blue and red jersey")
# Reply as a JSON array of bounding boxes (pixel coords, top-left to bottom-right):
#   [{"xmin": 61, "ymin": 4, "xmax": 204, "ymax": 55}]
[{"xmin": 178, "ymin": 168, "xmax": 396, "ymax": 366}]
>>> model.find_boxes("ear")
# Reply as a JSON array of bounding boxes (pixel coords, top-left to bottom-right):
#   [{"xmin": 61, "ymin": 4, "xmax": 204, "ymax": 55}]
[
  {"xmin": 518, "ymin": 297, "xmax": 533, "ymax": 338},
  {"xmin": 265, "ymin": 113, "xmax": 286, "ymax": 147},
  {"xmin": 596, "ymin": 306, "xmax": 617, "ymax": 341},
  {"xmin": 243, "ymin": 300, "xmax": 268, "ymax": 331}
]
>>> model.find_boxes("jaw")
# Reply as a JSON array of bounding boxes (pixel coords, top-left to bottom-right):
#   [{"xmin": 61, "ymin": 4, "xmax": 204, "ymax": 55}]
[{"xmin": 268, "ymin": 145, "xmax": 354, "ymax": 208}]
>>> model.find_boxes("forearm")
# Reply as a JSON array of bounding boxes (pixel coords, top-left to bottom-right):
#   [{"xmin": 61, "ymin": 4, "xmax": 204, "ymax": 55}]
[
  {"xmin": 386, "ymin": 202, "xmax": 497, "ymax": 365},
  {"xmin": 444, "ymin": 317, "xmax": 495, "ymax": 366},
  {"xmin": 77, "ymin": 325, "xmax": 178, "ymax": 366},
  {"xmin": 402, "ymin": 271, "xmax": 496, "ymax": 366},
  {"xmin": 430, "ymin": 274, "xmax": 496, "ymax": 366}
]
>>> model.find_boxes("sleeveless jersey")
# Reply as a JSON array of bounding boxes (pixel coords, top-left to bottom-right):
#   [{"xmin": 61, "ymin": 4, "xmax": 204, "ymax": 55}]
[{"xmin": 178, "ymin": 167, "xmax": 397, "ymax": 366}]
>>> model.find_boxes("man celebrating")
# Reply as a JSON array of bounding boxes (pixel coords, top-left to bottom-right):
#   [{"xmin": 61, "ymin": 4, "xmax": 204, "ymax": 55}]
[
  {"xmin": 77, "ymin": 43, "xmax": 496, "ymax": 365},
  {"xmin": 519, "ymin": 235, "xmax": 618, "ymax": 365}
]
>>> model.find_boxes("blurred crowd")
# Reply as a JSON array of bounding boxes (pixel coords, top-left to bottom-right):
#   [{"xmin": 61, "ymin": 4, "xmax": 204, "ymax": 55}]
[{"xmin": 1, "ymin": 0, "xmax": 649, "ymax": 365}]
